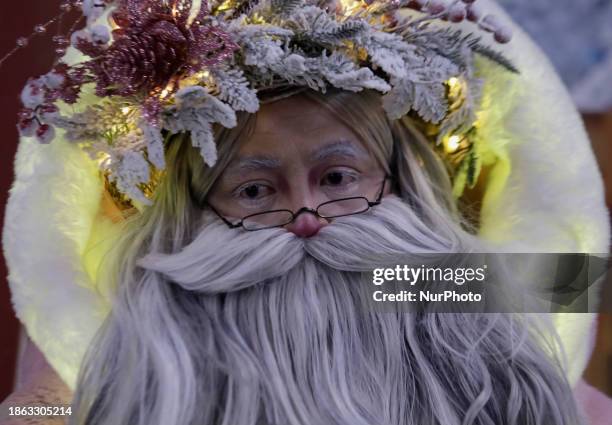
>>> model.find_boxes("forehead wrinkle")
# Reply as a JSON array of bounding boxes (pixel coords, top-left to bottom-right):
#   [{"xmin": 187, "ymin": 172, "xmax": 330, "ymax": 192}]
[{"xmin": 310, "ymin": 139, "xmax": 367, "ymax": 163}]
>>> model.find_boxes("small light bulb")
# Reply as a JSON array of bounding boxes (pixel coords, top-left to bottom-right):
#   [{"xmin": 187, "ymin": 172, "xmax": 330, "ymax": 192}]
[
  {"xmin": 98, "ymin": 152, "xmax": 112, "ymax": 166},
  {"xmin": 121, "ymin": 107, "xmax": 130, "ymax": 115},
  {"xmin": 448, "ymin": 77, "xmax": 459, "ymax": 88},
  {"xmin": 446, "ymin": 135, "xmax": 461, "ymax": 153},
  {"xmin": 160, "ymin": 89, "xmax": 170, "ymax": 99},
  {"xmin": 340, "ymin": 0, "xmax": 359, "ymax": 12}
]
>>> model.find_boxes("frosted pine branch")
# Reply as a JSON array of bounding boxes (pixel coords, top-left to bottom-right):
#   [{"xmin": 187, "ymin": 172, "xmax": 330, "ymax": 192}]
[{"xmin": 212, "ymin": 67, "xmax": 260, "ymax": 113}]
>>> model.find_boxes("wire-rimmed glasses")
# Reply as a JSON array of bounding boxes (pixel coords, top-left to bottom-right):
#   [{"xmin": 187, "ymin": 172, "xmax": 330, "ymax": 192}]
[{"xmin": 208, "ymin": 176, "xmax": 390, "ymax": 231}]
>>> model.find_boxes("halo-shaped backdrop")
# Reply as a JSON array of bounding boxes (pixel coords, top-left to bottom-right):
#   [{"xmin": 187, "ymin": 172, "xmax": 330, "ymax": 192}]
[{"xmin": 2, "ymin": 0, "xmax": 609, "ymax": 390}]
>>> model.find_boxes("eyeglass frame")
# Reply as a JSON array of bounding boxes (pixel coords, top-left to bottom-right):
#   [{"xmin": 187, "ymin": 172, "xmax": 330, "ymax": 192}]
[{"xmin": 206, "ymin": 175, "xmax": 391, "ymax": 231}]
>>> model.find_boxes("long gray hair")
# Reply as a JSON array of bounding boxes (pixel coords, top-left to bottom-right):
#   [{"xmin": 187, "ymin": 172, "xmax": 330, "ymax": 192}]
[{"xmin": 69, "ymin": 89, "xmax": 583, "ymax": 425}]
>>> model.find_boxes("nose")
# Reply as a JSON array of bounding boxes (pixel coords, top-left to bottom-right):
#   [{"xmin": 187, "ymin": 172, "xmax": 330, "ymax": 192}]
[{"xmin": 285, "ymin": 209, "xmax": 327, "ymax": 238}]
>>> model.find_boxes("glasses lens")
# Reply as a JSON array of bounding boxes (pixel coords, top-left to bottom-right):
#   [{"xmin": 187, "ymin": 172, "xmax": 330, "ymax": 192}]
[
  {"xmin": 317, "ymin": 197, "xmax": 370, "ymax": 218},
  {"xmin": 242, "ymin": 210, "xmax": 294, "ymax": 231}
]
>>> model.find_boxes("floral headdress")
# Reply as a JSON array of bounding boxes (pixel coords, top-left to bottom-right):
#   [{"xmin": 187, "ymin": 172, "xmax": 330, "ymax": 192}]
[{"xmin": 16, "ymin": 0, "xmax": 517, "ymax": 206}]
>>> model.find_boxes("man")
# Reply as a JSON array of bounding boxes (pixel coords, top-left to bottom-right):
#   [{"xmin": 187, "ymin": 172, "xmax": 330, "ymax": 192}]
[
  {"xmin": 1, "ymin": 0, "xmax": 609, "ymax": 424},
  {"xmin": 65, "ymin": 90, "xmax": 584, "ymax": 424}
]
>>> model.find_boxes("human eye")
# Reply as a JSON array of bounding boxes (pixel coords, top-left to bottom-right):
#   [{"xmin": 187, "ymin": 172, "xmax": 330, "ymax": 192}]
[
  {"xmin": 233, "ymin": 182, "xmax": 275, "ymax": 205},
  {"xmin": 320, "ymin": 168, "xmax": 360, "ymax": 192}
]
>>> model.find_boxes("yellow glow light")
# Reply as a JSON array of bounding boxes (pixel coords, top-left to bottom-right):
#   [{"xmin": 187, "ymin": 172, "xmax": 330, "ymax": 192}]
[
  {"xmin": 160, "ymin": 89, "xmax": 170, "ymax": 99},
  {"xmin": 340, "ymin": 0, "xmax": 360, "ymax": 13},
  {"xmin": 448, "ymin": 77, "xmax": 460, "ymax": 88},
  {"xmin": 445, "ymin": 135, "xmax": 461, "ymax": 153},
  {"xmin": 121, "ymin": 107, "xmax": 130, "ymax": 115},
  {"xmin": 447, "ymin": 77, "xmax": 464, "ymax": 104},
  {"xmin": 98, "ymin": 152, "xmax": 112, "ymax": 167}
]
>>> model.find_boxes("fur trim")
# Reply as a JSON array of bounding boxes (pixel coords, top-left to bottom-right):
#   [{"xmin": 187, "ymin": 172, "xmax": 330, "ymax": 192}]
[
  {"xmin": 474, "ymin": 3, "xmax": 609, "ymax": 385},
  {"xmin": 2, "ymin": 0, "xmax": 609, "ymax": 390},
  {"xmin": 2, "ymin": 136, "xmax": 109, "ymax": 388}
]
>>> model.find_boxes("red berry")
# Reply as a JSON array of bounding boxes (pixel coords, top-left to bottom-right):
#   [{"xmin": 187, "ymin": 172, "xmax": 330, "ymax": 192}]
[
  {"xmin": 427, "ymin": 0, "xmax": 447, "ymax": 14},
  {"xmin": 37, "ymin": 124, "xmax": 49, "ymax": 135},
  {"xmin": 479, "ymin": 14, "xmax": 499, "ymax": 32},
  {"xmin": 494, "ymin": 26, "xmax": 513, "ymax": 43},
  {"xmin": 36, "ymin": 124, "xmax": 55, "ymax": 144},
  {"xmin": 406, "ymin": 0, "xmax": 424, "ymax": 10},
  {"xmin": 448, "ymin": 4, "xmax": 467, "ymax": 22},
  {"xmin": 39, "ymin": 104, "xmax": 58, "ymax": 113},
  {"xmin": 466, "ymin": 3, "xmax": 484, "ymax": 22},
  {"xmin": 18, "ymin": 118, "xmax": 38, "ymax": 138},
  {"xmin": 17, "ymin": 108, "xmax": 34, "ymax": 121}
]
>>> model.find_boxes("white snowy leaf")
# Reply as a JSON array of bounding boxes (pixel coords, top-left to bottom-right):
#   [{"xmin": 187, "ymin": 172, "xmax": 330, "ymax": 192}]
[
  {"xmin": 412, "ymin": 82, "xmax": 448, "ymax": 123},
  {"xmin": 111, "ymin": 151, "xmax": 151, "ymax": 205},
  {"xmin": 172, "ymin": 86, "xmax": 237, "ymax": 129},
  {"xmin": 382, "ymin": 78, "xmax": 416, "ymax": 120},
  {"xmin": 191, "ymin": 123, "xmax": 218, "ymax": 167},
  {"xmin": 213, "ymin": 68, "xmax": 260, "ymax": 113},
  {"xmin": 139, "ymin": 121, "xmax": 166, "ymax": 170},
  {"xmin": 358, "ymin": 30, "xmax": 415, "ymax": 79},
  {"xmin": 383, "ymin": 79, "xmax": 448, "ymax": 123},
  {"xmin": 325, "ymin": 67, "xmax": 391, "ymax": 92}
]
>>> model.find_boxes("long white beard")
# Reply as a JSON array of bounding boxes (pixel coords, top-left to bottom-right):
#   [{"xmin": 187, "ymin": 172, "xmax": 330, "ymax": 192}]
[{"xmin": 69, "ymin": 197, "xmax": 582, "ymax": 425}]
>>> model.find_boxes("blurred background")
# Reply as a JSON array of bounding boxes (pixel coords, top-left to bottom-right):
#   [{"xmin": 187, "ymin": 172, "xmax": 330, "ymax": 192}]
[
  {"xmin": 0, "ymin": 0, "xmax": 611, "ymax": 403},
  {"xmin": 0, "ymin": 0, "xmax": 69, "ymax": 402}
]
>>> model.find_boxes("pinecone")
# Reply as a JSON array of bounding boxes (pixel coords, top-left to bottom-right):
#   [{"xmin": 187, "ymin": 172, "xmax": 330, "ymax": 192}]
[{"xmin": 93, "ymin": 20, "xmax": 189, "ymax": 97}]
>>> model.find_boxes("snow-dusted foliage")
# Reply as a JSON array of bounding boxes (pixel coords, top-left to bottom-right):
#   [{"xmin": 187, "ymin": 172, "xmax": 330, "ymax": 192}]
[{"xmin": 20, "ymin": 0, "xmax": 517, "ymax": 204}]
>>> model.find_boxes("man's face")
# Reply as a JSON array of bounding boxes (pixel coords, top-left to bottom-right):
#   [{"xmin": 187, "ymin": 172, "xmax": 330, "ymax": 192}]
[{"xmin": 207, "ymin": 95, "xmax": 391, "ymax": 237}]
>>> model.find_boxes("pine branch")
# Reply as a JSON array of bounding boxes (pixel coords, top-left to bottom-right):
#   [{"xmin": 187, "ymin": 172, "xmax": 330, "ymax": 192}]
[
  {"xmin": 328, "ymin": 20, "xmax": 368, "ymax": 40},
  {"xmin": 271, "ymin": 0, "xmax": 304, "ymax": 16},
  {"xmin": 213, "ymin": 67, "xmax": 259, "ymax": 113},
  {"xmin": 413, "ymin": 82, "xmax": 448, "ymax": 124},
  {"xmin": 465, "ymin": 148, "xmax": 480, "ymax": 188},
  {"xmin": 471, "ymin": 44, "xmax": 520, "ymax": 74}
]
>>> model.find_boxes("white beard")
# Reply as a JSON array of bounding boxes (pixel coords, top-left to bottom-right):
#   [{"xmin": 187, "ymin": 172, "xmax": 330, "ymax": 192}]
[{"xmin": 70, "ymin": 196, "xmax": 583, "ymax": 425}]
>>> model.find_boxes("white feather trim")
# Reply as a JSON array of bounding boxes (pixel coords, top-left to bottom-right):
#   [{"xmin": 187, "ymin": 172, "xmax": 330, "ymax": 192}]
[{"xmin": 2, "ymin": 136, "xmax": 110, "ymax": 389}]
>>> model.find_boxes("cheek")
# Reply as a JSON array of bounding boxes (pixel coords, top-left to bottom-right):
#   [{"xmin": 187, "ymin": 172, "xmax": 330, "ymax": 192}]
[{"xmin": 205, "ymin": 180, "xmax": 225, "ymax": 205}]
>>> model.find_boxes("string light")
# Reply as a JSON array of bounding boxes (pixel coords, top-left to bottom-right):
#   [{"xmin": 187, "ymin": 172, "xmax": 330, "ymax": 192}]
[
  {"xmin": 445, "ymin": 135, "xmax": 461, "ymax": 153},
  {"xmin": 187, "ymin": 0, "xmax": 203, "ymax": 27},
  {"xmin": 340, "ymin": 0, "xmax": 361, "ymax": 14},
  {"xmin": 121, "ymin": 107, "xmax": 131, "ymax": 115},
  {"xmin": 446, "ymin": 76, "xmax": 467, "ymax": 115},
  {"xmin": 97, "ymin": 152, "xmax": 112, "ymax": 167}
]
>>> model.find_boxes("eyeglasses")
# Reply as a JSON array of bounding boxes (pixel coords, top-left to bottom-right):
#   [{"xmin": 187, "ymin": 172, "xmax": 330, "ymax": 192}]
[{"xmin": 208, "ymin": 176, "xmax": 390, "ymax": 231}]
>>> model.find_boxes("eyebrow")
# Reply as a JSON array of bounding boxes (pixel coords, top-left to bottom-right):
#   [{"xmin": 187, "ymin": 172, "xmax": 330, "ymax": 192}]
[
  {"xmin": 224, "ymin": 156, "xmax": 282, "ymax": 177},
  {"xmin": 309, "ymin": 139, "xmax": 366, "ymax": 163},
  {"xmin": 222, "ymin": 139, "xmax": 365, "ymax": 178}
]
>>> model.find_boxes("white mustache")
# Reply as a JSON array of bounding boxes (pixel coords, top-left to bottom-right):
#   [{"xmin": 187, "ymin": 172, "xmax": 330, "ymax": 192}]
[{"xmin": 137, "ymin": 197, "xmax": 470, "ymax": 294}]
